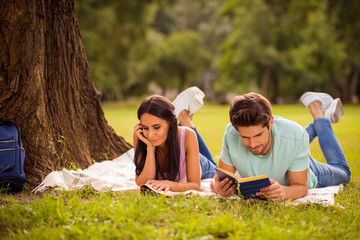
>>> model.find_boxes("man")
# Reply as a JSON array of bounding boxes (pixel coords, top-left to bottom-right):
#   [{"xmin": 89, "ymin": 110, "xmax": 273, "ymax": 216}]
[{"xmin": 211, "ymin": 92, "xmax": 351, "ymax": 201}]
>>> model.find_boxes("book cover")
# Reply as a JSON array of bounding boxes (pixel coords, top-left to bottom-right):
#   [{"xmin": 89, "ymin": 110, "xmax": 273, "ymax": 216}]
[{"xmin": 215, "ymin": 168, "xmax": 271, "ymax": 199}]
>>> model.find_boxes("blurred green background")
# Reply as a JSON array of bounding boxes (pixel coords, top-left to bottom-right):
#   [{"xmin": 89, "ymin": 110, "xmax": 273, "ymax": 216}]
[{"xmin": 77, "ymin": 0, "xmax": 360, "ymax": 104}]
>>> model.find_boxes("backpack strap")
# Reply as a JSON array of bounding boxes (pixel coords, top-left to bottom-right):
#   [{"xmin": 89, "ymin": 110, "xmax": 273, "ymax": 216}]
[{"xmin": 0, "ymin": 119, "xmax": 23, "ymax": 147}]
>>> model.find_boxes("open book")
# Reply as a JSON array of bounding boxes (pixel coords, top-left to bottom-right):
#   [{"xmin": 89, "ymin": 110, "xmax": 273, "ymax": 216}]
[
  {"xmin": 140, "ymin": 184, "xmax": 181, "ymax": 197},
  {"xmin": 215, "ymin": 168, "xmax": 271, "ymax": 199}
]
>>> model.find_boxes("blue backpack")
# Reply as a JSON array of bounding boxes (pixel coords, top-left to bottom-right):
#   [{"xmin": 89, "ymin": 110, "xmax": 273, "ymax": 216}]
[{"xmin": 0, "ymin": 119, "xmax": 26, "ymax": 191}]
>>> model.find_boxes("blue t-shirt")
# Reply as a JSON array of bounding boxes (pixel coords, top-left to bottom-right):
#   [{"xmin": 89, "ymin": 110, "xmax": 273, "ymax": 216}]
[{"xmin": 220, "ymin": 116, "xmax": 317, "ymax": 189}]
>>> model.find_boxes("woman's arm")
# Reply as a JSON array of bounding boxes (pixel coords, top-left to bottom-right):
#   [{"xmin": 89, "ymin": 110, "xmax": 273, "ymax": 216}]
[
  {"xmin": 181, "ymin": 127, "xmax": 202, "ymax": 191},
  {"xmin": 133, "ymin": 123, "xmax": 157, "ymax": 186}
]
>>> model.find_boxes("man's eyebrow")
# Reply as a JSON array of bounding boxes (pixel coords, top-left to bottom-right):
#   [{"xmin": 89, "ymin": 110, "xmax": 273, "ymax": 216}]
[{"xmin": 240, "ymin": 131, "xmax": 264, "ymax": 138}]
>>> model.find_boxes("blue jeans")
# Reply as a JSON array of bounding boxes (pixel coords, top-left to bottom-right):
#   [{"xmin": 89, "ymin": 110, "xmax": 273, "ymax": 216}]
[
  {"xmin": 194, "ymin": 128, "xmax": 217, "ymax": 179},
  {"xmin": 305, "ymin": 118, "xmax": 351, "ymax": 187}
]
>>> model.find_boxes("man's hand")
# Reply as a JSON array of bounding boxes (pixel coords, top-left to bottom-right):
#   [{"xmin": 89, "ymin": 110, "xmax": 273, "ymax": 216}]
[
  {"xmin": 256, "ymin": 179, "xmax": 286, "ymax": 202},
  {"xmin": 211, "ymin": 175, "xmax": 237, "ymax": 197}
]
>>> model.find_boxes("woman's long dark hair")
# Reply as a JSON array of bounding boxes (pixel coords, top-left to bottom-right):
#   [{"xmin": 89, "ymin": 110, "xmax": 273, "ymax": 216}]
[{"xmin": 134, "ymin": 95, "xmax": 180, "ymax": 181}]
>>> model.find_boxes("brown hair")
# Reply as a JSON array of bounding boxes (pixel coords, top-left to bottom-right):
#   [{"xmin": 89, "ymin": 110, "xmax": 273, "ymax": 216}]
[
  {"xmin": 134, "ymin": 95, "xmax": 180, "ymax": 181},
  {"xmin": 229, "ymin": 92, "xmax": 272, "ymax": 129}
]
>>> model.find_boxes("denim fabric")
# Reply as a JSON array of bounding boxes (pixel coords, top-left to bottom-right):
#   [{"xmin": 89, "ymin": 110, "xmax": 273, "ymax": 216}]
[
  {"xmin": 194, "ymin": 128, "xmax": 217, "ymax": 179},
  {"xmin": 199, "ymin": 153, "xmax": 217, "ymax": 179},
  {"xmin": 305, "ymin": 117, "xmax": 351, "ymax": 187}
]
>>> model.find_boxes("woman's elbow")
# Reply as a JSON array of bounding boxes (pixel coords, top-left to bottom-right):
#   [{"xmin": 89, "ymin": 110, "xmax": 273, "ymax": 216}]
[
  {"xmin": 135, "ymin": 177, "xmax": 144, "ymax": 186},
  {"xmin": 302, "ymin": 187, "xmax": 308, "ymax": 197},
  {"xmin": 192, "ymin": 182, "xmax": 201, "ymax": 191}
]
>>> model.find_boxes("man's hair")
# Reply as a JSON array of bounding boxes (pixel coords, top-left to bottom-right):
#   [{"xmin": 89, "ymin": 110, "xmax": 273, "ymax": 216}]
[{"xmin": 229, "ymin": 92, "xmax": 272, "ymax": 129}]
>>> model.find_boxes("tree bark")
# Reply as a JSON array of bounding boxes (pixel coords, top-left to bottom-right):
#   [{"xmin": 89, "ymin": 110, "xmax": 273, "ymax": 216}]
[
  {"xmin": 261, "ymin": 64, "xmax": 271, "ymax": 98},
  {"xmin": 350, "ymin": 69, "xmax": 359, "ymax": 103},
  {"xmin": 0, "ymin": 0, "xmax": 132, "ymax": 189}
]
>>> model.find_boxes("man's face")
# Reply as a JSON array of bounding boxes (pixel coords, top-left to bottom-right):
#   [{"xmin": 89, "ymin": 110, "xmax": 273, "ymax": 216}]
[{"xmin": 236, "ymin": 118, "xmax": 273, "ymax": 156}]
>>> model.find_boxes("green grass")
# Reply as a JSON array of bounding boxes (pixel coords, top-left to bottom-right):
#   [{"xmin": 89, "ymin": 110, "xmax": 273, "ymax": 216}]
[
  {"xmin": 103, "ymin": 102, "xmax": 360, "ymax": 170},
  {"xmin": 1, "ymin": 103, "xmax": 360, "ymax": 239}
]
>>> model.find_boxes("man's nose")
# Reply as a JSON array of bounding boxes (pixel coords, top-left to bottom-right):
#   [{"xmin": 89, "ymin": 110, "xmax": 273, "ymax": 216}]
[{"xmin": 249, "ymin": 138, "xmax": 257, "ymax": 148}]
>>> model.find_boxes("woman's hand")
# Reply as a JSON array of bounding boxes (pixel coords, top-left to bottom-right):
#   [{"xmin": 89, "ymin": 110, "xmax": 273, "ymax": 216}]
[
  {"xmin": 146, "ymin": 180, "xmax": 173, "ymax": 192},
  {"xmin": 134, "ymin": 123, "xmax": 152, "ymax": 147}
]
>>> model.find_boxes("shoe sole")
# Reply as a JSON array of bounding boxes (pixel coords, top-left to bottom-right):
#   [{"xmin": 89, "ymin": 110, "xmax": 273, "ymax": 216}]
[
  {"xmin": 331, "ymin": 98, "xmax": 344, "ymax": 123},
  {"xmin": 172, "ymin": 87, "xmax": 205, "ymax": 117}
]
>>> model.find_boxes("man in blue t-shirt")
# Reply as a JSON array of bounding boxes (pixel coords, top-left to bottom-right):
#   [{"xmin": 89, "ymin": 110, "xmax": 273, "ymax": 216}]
[{"xmin": 211, "ymin": 92, "xmax": 351, "ymax": 201}]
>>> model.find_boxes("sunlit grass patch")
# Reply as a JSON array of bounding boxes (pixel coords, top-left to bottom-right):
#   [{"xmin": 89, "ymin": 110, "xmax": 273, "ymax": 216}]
[{"xmin": 1, "ymin": 103, "xmax": 359, "ymax": 239}]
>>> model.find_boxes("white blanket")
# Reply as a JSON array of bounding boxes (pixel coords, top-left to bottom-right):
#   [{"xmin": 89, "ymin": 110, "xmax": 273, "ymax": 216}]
[
  {"xmin": 33, "ymin": 148, "xmax": 342, "ymax": 207},
  {"xmin": 33, "ymin": 149, "xmax": 138, "ymax": 193}
]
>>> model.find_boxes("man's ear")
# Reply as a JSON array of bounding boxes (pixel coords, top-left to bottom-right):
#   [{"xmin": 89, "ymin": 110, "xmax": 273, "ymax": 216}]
[{"xmin": 269, "ymin": 116, "xmax": 274, "ymax": 129}]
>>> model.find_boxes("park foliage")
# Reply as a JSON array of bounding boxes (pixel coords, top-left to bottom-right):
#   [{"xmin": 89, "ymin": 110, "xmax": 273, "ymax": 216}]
[{"xmin": 77, "ymin": 0, "xmax": 360, "ymax": 102}]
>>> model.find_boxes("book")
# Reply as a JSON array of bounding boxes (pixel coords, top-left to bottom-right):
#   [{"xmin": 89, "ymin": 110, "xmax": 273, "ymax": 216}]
[
  {"xmin": 215, "ymin": 168, "xmax": 271, "ymax": 199},
  {"xmin": 140, "ymin": 184, "xmax": 180, "ymax": 197}
]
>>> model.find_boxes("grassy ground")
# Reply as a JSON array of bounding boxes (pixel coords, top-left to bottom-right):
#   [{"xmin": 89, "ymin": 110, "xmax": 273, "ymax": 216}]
[{"xmin": 1, "ymin": 103, "xmax": 359, "ymax": 239}]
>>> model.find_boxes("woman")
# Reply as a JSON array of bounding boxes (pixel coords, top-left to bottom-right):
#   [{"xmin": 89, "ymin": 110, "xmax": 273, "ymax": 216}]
[{"xmin": 133, "ymin": 93, "xmax": 217, "ymax": 192}]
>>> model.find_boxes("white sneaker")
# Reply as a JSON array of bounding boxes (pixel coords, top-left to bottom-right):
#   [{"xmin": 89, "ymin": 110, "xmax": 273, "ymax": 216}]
[
  {"xmin": 300, "ymin": 92, "xmax": 334, "ymax": 111},
  {"xmin": 172, "ymin": 86, "xmax": 205, "ymax": 117},
  {"xmin": 324, "ymin": 98, "xmax": 344, "ymax": 123}
]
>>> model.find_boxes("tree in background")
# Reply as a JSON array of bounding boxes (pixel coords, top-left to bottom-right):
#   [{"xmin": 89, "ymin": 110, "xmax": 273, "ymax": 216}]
[
  {"xmin": 75, "ymin": 0, "xmax": 359, "ymax": 102},
  {"xmin": 217, "ymin": 0, "xmax": 347, "ymax": 102},
  {"xmin": 0, "ymin": 0, "xmax": 131, "ymax": 188},
  {"xmin": 150, "ymin": 0, "xmax": 229, "ymax": 98},
  {"xmin": 77, "ymin": 0, "xmax": 167, "ymax": 100},
  {"xmin": 77, "ymin": 0, "xmax": 228, "ymax": 100},
  {"xmin": 217, "ymin": 0, "xmax": 279, "ymax": 99},
  {"xmin": 141, "ymin": 31, "xmax": 211, "ymax": 94},
  {"xmin": 327, "ymin": 0, "xmax": 360, "ymax": 102}
]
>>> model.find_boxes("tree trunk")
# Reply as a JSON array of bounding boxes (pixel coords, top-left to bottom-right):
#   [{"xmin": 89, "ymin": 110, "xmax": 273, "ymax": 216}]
[
  {"xmin": 261, "ymin": 65, "xmax": 271, "ymax": 98},
  {"xmin": 178, "ymin": 68, "xmax": 187, "ymax": 93},
  {"xmin": 342, "ymin": 74, "xmax": 350, "ymax": 103},
  {"xmin": 350, "ymin": 69, "xmax": 359, "ymax": 103},
  {"xmin": 0, "ymin": 0, "xmax": 132, "ymax": 189}
]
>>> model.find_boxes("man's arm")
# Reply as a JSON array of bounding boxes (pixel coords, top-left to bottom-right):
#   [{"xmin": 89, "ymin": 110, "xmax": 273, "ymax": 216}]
[
  {"xmin": 257, "ymin": 169, "xmax": 308, "ymax": 201},
  {"xmin": 210, "ymin": 159, "xmax": 238, "ymax": 197}
]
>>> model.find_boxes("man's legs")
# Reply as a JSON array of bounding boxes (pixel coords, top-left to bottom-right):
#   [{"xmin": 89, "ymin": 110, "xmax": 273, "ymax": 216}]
[
  {"xmin": 305, "ymin": 119, "xmax": 351, "ymax": 187},
  {"xmin": 303, "ymin": 97, "xmax": 351, "ymax": 187}
]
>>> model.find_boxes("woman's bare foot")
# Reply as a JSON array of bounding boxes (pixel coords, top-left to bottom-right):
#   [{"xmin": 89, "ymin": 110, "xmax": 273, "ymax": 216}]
[
  {"xmin": 308, "ymin": 100, "xmax": 323, "ymax": 119},
  {"xmin": 178, "ymin": 110, "xmax": 195, "ymax": 128}
]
